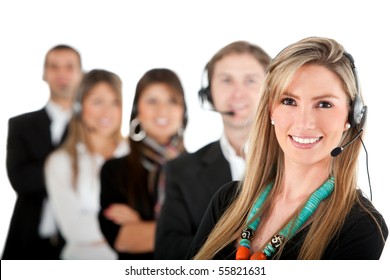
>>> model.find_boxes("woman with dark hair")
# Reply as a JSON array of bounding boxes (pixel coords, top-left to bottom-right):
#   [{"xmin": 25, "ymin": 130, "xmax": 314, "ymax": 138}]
[
  {"xmin": 45, "ymin": 69, "xmax": 128, "ymax": 259},
  {"xmin": 99, "ymin": 68, "xmax": 188, "ymax": 259}
]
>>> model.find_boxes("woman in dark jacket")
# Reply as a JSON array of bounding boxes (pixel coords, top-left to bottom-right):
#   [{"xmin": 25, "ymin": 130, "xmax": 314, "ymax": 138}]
[{"xmin": 99, "ymin": 68, "xmax": 188, "ymax": 259}]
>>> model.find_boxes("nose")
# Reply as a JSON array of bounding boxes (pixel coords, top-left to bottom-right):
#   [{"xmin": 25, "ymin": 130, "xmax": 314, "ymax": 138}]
[
  {"xmin": 101, "ymin": 102, "xmax": 119, "ymax": 116},
  {"xmin": 295, "ymin": 106, "xmax": 316, "ymax": 130},
  {"xmin": 231, "ymin": 81, "xmax": 246, "ymax": 100},
  {"xmin": 155, "ymin": 102, "xmax": 169, "ymax": 116}
]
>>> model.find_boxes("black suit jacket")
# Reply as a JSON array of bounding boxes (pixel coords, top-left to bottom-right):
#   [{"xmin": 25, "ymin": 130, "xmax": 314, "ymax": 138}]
[
  {"xmin": 155, "ymin": 141, "xmax": 232, "ymax": 259},
  {"xmin": 2, "ymin": 108, "xmax": 66, "ymax": 259}
]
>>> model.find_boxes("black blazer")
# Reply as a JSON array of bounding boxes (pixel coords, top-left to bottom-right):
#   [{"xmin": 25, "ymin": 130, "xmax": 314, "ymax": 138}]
[
  {"xmin": 155, "ymin": 141, "xmax": 232, "ymax": 259},
  {"xmin": 2, "ymin": 108, "xmax": 66, "ymax": 259}
]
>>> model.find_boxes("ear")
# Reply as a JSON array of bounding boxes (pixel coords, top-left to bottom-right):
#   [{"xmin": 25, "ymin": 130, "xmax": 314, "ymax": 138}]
[
  {"xmin": 269, "ymin": 110, "xmax": 274, "ymax": 123},
  {"xmin": 268, "ymin": 102, "xmax": 274, "ymax": 117},
  {"xmin": 343, "ymin": 123, "xmax": 351, "ymax": 131},
  {"xmin": 42, "ymin": 69, "xmax": 47, "ymax": 82}
]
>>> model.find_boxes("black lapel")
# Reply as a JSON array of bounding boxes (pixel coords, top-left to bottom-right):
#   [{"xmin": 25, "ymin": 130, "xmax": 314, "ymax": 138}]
[
  {"xmin": 37, "ymin": 107, "xmax": 70, "ymax": 148},
  {"xmin": 34, "ymin": 108, "xmax": 54, "ymax": 150},
  {"xmin": 199, "ymin": 141, "xmax": 232, "ymax": 197}
]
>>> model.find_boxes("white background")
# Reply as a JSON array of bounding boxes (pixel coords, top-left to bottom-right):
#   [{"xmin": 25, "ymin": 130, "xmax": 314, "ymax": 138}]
[{"xmin": 0, "ymin": 0, "xmax": 389, "ymax": 264}]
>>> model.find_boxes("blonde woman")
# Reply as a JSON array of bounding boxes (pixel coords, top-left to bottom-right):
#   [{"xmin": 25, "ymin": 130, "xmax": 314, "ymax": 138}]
[
  {"xmin": 44, "ymin": 69, "xmax": 129, "ymax": 259},
  {"xmin": 189, "ymin": 37, "xmax": 387, "ymax": 260}
]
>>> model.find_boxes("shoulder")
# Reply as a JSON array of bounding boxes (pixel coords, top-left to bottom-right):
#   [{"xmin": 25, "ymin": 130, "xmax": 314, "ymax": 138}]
[
  {"xmin": 191, "ymin": 141, "xmax": 222, "ymax": 159},
  {"xmin": 340, "ymin": 192, "xmax": 388, "ymax": 242},
  {"xmin": 349, "ymin": 193, "xmax": 387, "ymax": 230},
  {"xmin": 46, "ymin": 149, "xmax": 70, "ymax": 165},
  {"xmin": 9, "ymin": 108, "xmax": 46, "ymax": 125},
  {"xmin": 113, "ymin": 139, "xmax": 130, "ymax": 158},
  {"xmin": 167, "ymin": 141, "xmax": 221, "ymax": 168},
  {"xmin": 209, "ymin": 181, "xmax": 241, "ymax": 215},
  {"xmin": 324, "ymin": 192, "xmax": 388, "ymax": 259},
  {"xmin": 102, "ymin": 155, "xmax": 128, "ymax": 173},
  {"xmin": 45, "ymin": 149, "xmax": 71, "ymax": 171},
  {"xmin": 44, "ymin": 150, "xmax": 72, "ymax": 186}
]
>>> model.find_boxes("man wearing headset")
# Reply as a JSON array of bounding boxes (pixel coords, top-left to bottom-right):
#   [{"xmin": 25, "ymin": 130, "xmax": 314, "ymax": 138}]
[
  {"xmin": 3, "ymin": 45, "xmax": 83, "ymax": 259},
  {"xmin": 155, "ymin": 41, "xmax": 271, "ymax": 259}
]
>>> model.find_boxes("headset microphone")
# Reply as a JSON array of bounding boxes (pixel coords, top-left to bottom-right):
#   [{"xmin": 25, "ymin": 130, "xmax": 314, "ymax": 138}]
[
  {"xmin": 208, "ymin": 108, "xmax": 235, "ymax": 116},
  {"xmin": 330, "ymin": 128, "xmax": 363, "ymax": 157}
]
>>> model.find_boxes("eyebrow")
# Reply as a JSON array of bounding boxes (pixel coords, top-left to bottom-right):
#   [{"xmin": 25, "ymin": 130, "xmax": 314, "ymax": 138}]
[
  {"xmin": 217, "ymin": 71, "xmax": 262, "ymax": 76},
  {"xmin": 282, "ymin": 93, "xmax": 340, "ymax": 101}
]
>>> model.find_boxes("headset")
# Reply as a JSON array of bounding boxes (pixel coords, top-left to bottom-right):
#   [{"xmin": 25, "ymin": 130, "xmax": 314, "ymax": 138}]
[
  {"xmin": 344, "ymin": 51, "xmax": 367, "ymax": 129},
  {"xmin": 198, "ymin": 64, "xmax": 213, "ymax": 107},
  {"xmin": 331, "ymin": 52, "xmax": 372, "ymax": 200},
  {"xmin": 331, "ymin": 52, "xmax": 368, "ymax": 158},
  {"xmin": 72, "ymin": 86, "xmax": 83, "ymax": 118},
  {"xmin": 198, "ymin": 65, "xmax": 235, "ymax": 116}
]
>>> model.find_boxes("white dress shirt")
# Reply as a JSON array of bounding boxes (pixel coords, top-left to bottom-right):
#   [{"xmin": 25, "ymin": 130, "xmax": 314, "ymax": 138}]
[
  {"xmin": 39, "ymin": 101, "xmax": 72, "ymax": 238},
  {"xmin": 219, "ymin": 132, "xmax": 246, "ymax": 181},
  {"xmin": 46, "ymin": 100, "xmax": 72, "ymax": 145},
  {"xmin": 44, "ymin": 139, "xmax": 129, "ymax": 259}
]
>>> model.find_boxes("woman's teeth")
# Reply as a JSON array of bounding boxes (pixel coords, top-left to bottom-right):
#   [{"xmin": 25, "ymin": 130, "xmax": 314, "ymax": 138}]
[{"xmin": 291, "ymin": 136, "xmax": 320, "ymax": 144}]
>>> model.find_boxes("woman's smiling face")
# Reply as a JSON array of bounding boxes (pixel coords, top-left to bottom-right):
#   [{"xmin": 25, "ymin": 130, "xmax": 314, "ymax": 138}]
[{"xmin": 271, "ymin": 64, "xmax": 350, "ymax": 167}]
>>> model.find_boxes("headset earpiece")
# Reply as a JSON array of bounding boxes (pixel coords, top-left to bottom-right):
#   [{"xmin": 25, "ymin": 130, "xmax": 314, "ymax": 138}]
[
  {"xmin": 198, "ymin": 65, "xmax": 214, "ymax": 106},
  {"xmin": 351, "ymin": 94, "xmax": 367, "ymax": 127},
  {"xmin": 73, "ymin": 87, "xmax": 83, "ymax": 118},
  {"xmin": 344, "ymin": 52, "xmax": 367, "ymax": 128},
  {"xmin": 198, "ymin": 86, "xmax": 212, "ymax": 104}
]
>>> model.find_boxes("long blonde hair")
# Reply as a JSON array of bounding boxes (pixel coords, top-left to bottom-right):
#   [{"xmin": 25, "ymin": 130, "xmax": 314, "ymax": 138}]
[
  {"xmin": 195, "ymin": 37, "xmax": 383, "ymax": 259},
  {"xmin": 61, "ymin": 69, "xmax": 123, "ymax": 187}
]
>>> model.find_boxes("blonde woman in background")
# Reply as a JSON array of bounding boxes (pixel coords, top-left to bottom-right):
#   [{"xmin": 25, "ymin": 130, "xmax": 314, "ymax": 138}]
[{"xmin": 45, "ymin": 69, "xmax": 129, "ymax": 259}]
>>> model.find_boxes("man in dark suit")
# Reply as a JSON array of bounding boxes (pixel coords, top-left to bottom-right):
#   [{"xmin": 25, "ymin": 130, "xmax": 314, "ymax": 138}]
[
  {"xmin": 2, "ymin": 45, "xmax": 83, "ymax": 259},
  {"xmin": 155, "ymin": 41, "xmax": 271, "ymax": 259}
]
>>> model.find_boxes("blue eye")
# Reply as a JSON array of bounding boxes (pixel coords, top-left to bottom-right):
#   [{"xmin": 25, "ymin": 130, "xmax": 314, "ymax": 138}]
[
  {"xmin": 245, "ymin": 78, "xmax": 257, "ymax": 86},
  {"xmin": 282, "ymin": 98, "xmax": 296, "ymax": 106},
  {"xmin": 318, "ymin": 101, "xmax": 332, "ymax": 108}
]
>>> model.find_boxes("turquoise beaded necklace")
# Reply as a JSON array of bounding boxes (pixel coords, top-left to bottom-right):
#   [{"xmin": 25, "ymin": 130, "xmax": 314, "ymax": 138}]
[{"xmin": 236, "ymin": 176, "xmax": 335, "ymax": 260}]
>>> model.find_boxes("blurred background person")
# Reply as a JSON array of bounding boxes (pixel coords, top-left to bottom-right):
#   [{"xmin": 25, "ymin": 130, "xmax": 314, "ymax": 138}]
[
  {"xmin": 155, "ymin": 41, "xmax": 271, "ymax": 259},
  {"xmin": 44, "ymin": 69, "xmax": 128, "ymax": 259},
  {"xmin": 2, "ymin": 45, "xmax": 82, "ymax": 259},
  {"xmin": 99, "ymin": 68, "xmax": 188, "ymax": 259}
]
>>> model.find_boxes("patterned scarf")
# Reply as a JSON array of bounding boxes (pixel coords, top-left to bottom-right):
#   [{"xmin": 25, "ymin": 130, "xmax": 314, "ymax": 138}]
[{"xmin": 138, "ymin": 136, "xmax": 184, "ymax": 217}]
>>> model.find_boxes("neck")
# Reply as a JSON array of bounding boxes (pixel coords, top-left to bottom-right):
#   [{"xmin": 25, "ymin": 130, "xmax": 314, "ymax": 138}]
[
  {"xmin": 278, "ymin": 159, "xmax": 331, "ymax": 202},
  {"xmin": 223, "ymin": 126, "xmax": 249, "ymax": 157},
  {"xmin": 153, "ymin": 136, "xmax": 171, "ymax": 146},
  {"xmin": 87, "ymin": 133, "xmax": 117, "ymax": 159},
  {"xmin": 50, "ymin": 96, "xmax": 73, "ymax": 110}
]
